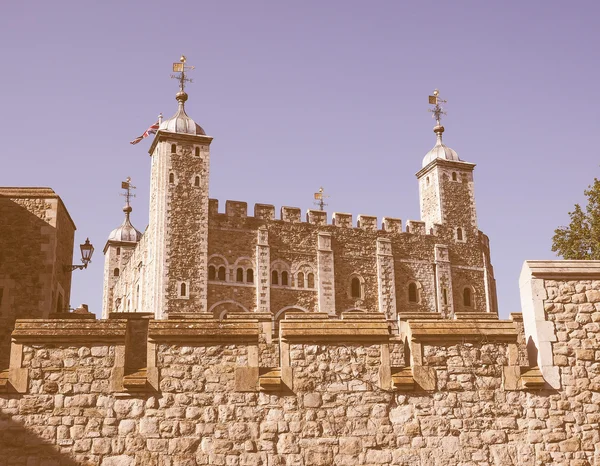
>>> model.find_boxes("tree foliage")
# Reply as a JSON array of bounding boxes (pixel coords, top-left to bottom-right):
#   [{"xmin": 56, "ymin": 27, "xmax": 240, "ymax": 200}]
[{"xmin": 552, "ymin": 178, "xmax": 600, "ymax": 259}]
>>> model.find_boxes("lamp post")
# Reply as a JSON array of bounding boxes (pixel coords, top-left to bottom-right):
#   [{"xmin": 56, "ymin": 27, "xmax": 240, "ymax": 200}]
[{"xmin": 65, "ymin": 238, "xmax": 95, "ymax": 271}]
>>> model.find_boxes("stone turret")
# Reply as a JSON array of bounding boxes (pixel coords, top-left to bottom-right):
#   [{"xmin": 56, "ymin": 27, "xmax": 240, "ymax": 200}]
[
  {"xmin": 102, "ymin": 196, "xmax": 142, "ymax": 318},
  {"xmin": 146, "ymin": 85, "xmax": 213, "ymax": 319}
]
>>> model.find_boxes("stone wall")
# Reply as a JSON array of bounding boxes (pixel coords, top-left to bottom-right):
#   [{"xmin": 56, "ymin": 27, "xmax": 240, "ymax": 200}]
[
  {"xmin": 1, "ymin": 262, "xmax": 599, "ymax": 465},
  {"xmin": 0, "ymin": 188, "xmax": 75, "ymax": 372}
]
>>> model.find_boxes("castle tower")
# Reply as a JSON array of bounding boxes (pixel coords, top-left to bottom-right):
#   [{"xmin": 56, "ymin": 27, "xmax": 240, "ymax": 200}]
[
  {"xmin": 102, "ymin": 182, "xmax": 142, "ymax": 318},
  {"xmin": 416, "ymin": 91, "xmax": 477, "ymax": 236},
  {"xmin": 145, "ymin": 57, "xmax": 213, "ymax": 319}
]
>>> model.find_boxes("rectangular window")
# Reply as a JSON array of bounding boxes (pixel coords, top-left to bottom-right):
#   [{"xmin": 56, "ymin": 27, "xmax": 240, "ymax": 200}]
[{"xmin": 0, "ymin": 288, "xmax": 3, "ymax": 307}]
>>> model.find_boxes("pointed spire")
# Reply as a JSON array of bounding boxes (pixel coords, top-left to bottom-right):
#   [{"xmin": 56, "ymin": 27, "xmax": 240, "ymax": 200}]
[
  {"xmin": 107, "ymin": 178, "xmax": 142, "ymax": 243},
  {"xmin": 161, "ymin": 55, "xmax": 206, "ymax": 135}
]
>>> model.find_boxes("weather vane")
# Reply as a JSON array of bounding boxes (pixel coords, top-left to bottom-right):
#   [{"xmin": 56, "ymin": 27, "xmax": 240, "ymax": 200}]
[
  {"xmin": 314, "ymin": 187, "xmax": 329, "ymax": 211},
  {"xmin": 428, "ymin": 89, "xmax": 447, "ymax": 126},
  {"xmin": 120, "ymin": 177, "xmax": 136, "ymax": 206},
  {"xmin": 171, "ymin": 55, "xmax": 195, "ymax": 93}
]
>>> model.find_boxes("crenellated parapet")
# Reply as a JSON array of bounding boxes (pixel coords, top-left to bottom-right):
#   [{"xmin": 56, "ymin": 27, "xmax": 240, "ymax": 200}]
[{"xmin": 203, "ymin": 199, "xmax": 497, "ymax": 322}]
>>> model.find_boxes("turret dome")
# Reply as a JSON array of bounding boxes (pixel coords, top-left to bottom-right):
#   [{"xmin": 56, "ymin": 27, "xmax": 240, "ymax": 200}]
[
  {"xmin": 159, "ymin": 91, "xmax": 205, "ymax": 135},
  {"xmin": 422, "ymin": 125, "xmax": 460, "ymax": 168},
  {"xmin": 107, "ymin": 205, "xmax": 142, "ymax": 243}
]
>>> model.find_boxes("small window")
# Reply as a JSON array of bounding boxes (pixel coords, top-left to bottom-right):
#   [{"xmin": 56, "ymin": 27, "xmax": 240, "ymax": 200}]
[
  {"xmin": 297, "ymin": 272, "xmax": 305, "ymax": 288},
  {"xmin": 452, "ymin": 172, "xmax": 457, "ymax": 181},
  {"xmin": 457, "ymin": 228, "xmax": 463, "ymax": 241},
  {"xmin": 307, "ymin": 273, "xmax": 315, "ymax": 289},
  {"xmin": 114, "ymin": 268, "xmax": 120, "ymax": 277},
  {"xmin": 426, "ymin": 177, "xmax": 430, "ymax": 186},
  {"xmin": 0, "ymin": 288, "xmax": 3, "ymax": 307},
  {"xmin": 272, "ymin": 270, "xmax": 279, "ymax": 285},
  {"xmin": 443, "ymin": 288, "xmax": 448, "ymax": 306},
  {"xmin": 169, "ymin": 173, "xmax": 175, "ymax": 184},
  {"xmin": 281, "ymin": 271, "xmax": 289, "ymax": 286},
  {"xmin": 208, "ymin": 266, "xmax": 216, "ymax": 280},
  {"xmin": 180, "ymin": 282, "xmax": 187, "ymax": 297},
  {"xmin": 218, "ymin": 266, "xmax": 226, "ymax": 281},
  {"xmin": 116, "ymin": 247, "xmax": 121, "ymax": 256},
  {"xmin": 246, "ymin": 269, "xmax": 254, "ymax": 283},
  {"xmin": 194, "ymin": 176, "xmax": 200, "ymax": 187},
  {"xmin": 351, "ymin": 277, "xmax": 361, "ymax": 298},
  {"xmin": 195, "ymin": 147, "xmax": 200, "ymax": 157},
  {"xmin": 237, "ymin": 268, "xmax": 244, "ymax": 282},
  {"xmin": 408, "ymin": 282, "xmax": 418, "ymax": 303},
  {"xmin": 171, "ymin": 144, "xmax": 177, "ymax": 153},
  {"xmin": 464, "ymin": 288, "xmax": 472, "ymax": 307}
]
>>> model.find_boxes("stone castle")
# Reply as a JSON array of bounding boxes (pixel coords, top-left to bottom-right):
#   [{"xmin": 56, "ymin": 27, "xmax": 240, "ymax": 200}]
[{"xmin": 0, "ymin": 61, "xmax": 599, "ymax": 465}]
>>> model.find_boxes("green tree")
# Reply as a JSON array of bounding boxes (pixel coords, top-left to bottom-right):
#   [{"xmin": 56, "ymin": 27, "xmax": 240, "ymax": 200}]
[{"xmin": 552, "ymin": 178, "xmax": 600, "ymax": 259}]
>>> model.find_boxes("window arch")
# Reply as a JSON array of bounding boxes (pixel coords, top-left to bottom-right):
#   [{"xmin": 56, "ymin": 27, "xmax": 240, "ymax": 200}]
[
  {"xmin": 208, "ymin": 266, "xmax": 216, "ymax": 280},
  {"xmin": 195, "ymin": 147, "xmax": 200, "ymax": 157},
  {"xmin": 237, "ymin": 268, "xmax": 244, "ymax": 282},
  {"xmin": 408, "ymin": 282, "xmax": 418, "ymax": 303},
  {"xmin": 218, "ymin": 266, "xmax": 226, "ymax": 281},
  {"xmin": 246, "ymin": 269, "xmax": 254, "ymax": 283},
  {"xmin": 297, "ymin": 272, "xmax": 305, "ymax": 288},
  {"xmin": 350, "ymin": 277, "xmax": 361, "ymax": 298},
  {"xmin": 171, "ymin": 144, "xmax": 177, "ymax": 154},
  {"xmin": 463, "ymin": 287, "xmax": 472, "ymax": 307},
  {"xmin": 307, "ymin": 273, "xmax": 315, "ymax": 289},
  {"xmin": 169, "ymin": 173, "xmax": 175, "ymax": 184},
  {"xmin": 271, "ymin": 260, "xmax": 291, "ymax": 287},
  {"xmin": 456, "ymin": 227, "xmax": 463, "ymax": 241},
  {"xmin": 113, "ymin": 268, "xmax": 120, "ymax": 277},
  {"xmin": 180, "ymin": 283, "xmax": 186, "ymax": 297},
  {"xmin": 194, "ymin": 176, "xmax": 200, "ymax": 187}
]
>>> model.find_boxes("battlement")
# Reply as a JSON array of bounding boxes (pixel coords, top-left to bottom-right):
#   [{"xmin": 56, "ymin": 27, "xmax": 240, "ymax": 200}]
[{"xmin": 208, "ymin": 198, "xmax": 432, "ymax": 234}]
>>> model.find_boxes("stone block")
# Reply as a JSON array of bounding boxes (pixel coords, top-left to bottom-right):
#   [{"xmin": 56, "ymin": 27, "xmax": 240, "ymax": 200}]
[{"xmin": 235, "ymin": 367, "xmax": 258, "ymax": 392}]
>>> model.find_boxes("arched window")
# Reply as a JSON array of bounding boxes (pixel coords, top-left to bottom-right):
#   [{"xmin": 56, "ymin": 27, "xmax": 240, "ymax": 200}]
[
  {"xmin": 457, "ymin": 227, "xmax": 463, "ymax": 241},
  {"xmin": 169, "ymin": 173, "xmax": 175, "ymax": 184},
  {"xmin": 171, "ymin": 144, "xmax": 177, "ymax": 153},
  {"xmin": 463, "ymin": 288, "xmax": 472, "ymax": 307},
  {"xmin": 272, "ymin": 270, "xmax": 279, "ymax": 285},
  {"xmin": 351, "ymin": 277, "xmax": 361, "ymax": 298},
  {"xmin": 114, "ymin": 268, "xmax": 120, "ymax": 277},
  {"xmin": 297, "ymin": 272, "xmax": 305, "ymax": 288},
  {"xmin": 452, "ymin": 172, "xmax": 457, "ymax": 181},
  {"xmin": 194, "ymin": 176, "xmax": 200, "ymax": 187},
  {"xmin": 246, "ymin": 269, "xmax": 254, "ymax": 283},
  {"xmin": 195, "ymin": 147, "xmax": 200, "ymax": 157},
  {"xmin": 408, "ymin": 282, "xmax": 418, "ymax": 303},
  {"xmin": 281, "ymin": 271, "xmax": 289, "ymax": 286},
  {"xmin": 180, "ymin": 282, "xmax": 187, "ymax": 297},
  {"xmin": 208, "ymin": 266, "xmax": 216, "ymax": 280},
  {"xmin": 237, "ymin": 268, "xmax": 244, "ymax": 282},
  {"xmin": 116, "ymin": 247, "xmax": 121, "ymax": 256},
  {"xmin": 218, "ymin": 266, "xmax": 226, "ymax": 281},
  {"xmin": 307, "ymin": 273, "xmax": 315, "ymax": 289}
]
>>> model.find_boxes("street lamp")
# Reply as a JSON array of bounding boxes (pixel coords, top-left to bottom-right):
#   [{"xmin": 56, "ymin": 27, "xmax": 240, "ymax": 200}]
[{"xmin": 66, "ymin": 238, "xmax": 95, "ymax": 271}]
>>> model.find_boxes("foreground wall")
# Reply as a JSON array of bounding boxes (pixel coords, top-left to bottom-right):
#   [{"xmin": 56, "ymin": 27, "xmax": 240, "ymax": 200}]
[{"xmin": 0, "ymin": 261, "xmax": 599, "ymax": 465}]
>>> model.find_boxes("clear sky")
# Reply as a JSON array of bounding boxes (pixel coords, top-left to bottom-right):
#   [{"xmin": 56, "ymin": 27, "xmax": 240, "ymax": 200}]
[{"xmin": 2, "ymin": 1, "xmax": 598, "ymax": 318}]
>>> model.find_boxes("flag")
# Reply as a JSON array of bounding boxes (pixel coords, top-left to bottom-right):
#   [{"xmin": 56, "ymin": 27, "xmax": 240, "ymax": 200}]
[{"xmin": 130, "ymin": 120, "xmax": 160, "ymax": 145}]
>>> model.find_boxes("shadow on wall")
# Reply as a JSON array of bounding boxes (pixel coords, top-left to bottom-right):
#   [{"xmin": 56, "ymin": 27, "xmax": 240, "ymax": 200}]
[{"xmin": 0, "ymin": 409, "xmax": 80, "ymax": 464}]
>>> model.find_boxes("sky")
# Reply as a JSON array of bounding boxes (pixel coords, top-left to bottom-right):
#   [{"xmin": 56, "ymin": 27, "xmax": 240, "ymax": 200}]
[{"xmin": 1, "ymin": 1, "xmax": 599, "ymax": 318}]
